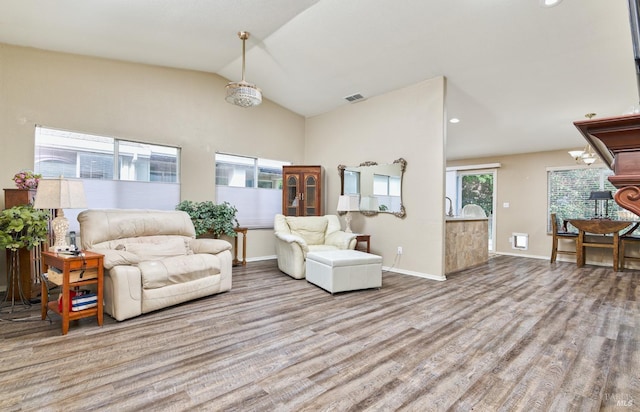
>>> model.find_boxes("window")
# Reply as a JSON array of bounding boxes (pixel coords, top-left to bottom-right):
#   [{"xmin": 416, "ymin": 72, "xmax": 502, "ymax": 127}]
[
  {"xmin": 343, "ymin": 170, "xmax": 360, "ymax": 195},
  {"xmin": 34, "ymin": 126, "xmax": 180, "ymax": 232},
  {"xmin": 373, "ymin": 174, "xmax": 401, "ymax": 212},
  {"xmin": 215, "ymin": 153, "xmax": 290, "ymax": 228},
  {"xmin": 35, "ymin": 127, "xmax": 178, "ymax": 182},
  {"xmin": 547, "ymin": 166, "xmax": 625, "ymax": 231}
]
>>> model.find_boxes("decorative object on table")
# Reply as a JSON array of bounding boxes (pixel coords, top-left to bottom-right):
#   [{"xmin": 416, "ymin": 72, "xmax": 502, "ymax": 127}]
[
  {"xmin": 175, "ymin": 200, "xmax": 238, "ymax": 238},
  {"xmin": 12, "ymin": 169, "xmax": 41, "ymax": 190},
  {"xmin": 337, "ymin": 195, "xmax": 360, "ymax": 233},
  {"xmin": 225, "ymin": 31, "xmax": 262, "ymax": 108},
  {"xmin": 588, "ymin": 190, "xmax": 613, "ymax": 218},
  {"xmin": 0, "ymin": 205, "xmax": 50, "ymax": 312},
  {"xmin": 32, "ymin": 178, "xmax": 87, "ymax": 252}
]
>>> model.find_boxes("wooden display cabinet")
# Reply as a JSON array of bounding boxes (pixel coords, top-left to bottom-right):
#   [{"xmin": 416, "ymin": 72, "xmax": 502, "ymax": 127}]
[
  {"xmin": 3, "ymin": 188, "xmax": 44, "ymax": 300},
  {"xmin": 282, "ymin": 165, "xmax": 323, "ymax": 216}
]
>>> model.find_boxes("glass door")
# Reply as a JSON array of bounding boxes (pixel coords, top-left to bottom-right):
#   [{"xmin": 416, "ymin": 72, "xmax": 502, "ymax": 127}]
[
  {"xmin": 285, "ymin": 175, "xmax": 300, "ymax": 216},
  {"xmin": 304, "ymin": 174, "xmax": 318, "ymax": 216},
  {"xmin": 457, "ymin": 170, "xmax": 496, "ymax": 251}
]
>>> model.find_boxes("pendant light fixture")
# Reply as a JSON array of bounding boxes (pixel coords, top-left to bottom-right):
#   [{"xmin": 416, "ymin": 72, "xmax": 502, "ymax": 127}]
[
  {"xmin": 225, "ymin": 31, "xmax": 262, "ymax": 108},
  {"xmin": 568, "ymin": 113, "xmax": 598, "ymax": 165}
]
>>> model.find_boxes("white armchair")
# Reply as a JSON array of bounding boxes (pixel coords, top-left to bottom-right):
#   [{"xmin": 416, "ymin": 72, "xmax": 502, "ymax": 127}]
[{"xmin": 274, "ymin": 214, "xmax": 357, "ymax": 279}]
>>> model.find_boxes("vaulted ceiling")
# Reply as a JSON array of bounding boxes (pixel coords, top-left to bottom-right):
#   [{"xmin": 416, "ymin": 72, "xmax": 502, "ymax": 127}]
[{"xmin": 0, "ymin": 0, "xmax": 637, "ymax": 160}]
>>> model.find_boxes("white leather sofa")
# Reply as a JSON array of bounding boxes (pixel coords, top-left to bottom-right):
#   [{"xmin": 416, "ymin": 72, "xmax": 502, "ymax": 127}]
[
  {"xmin": 78, "ymin": 209, "xmax": 233, "ymax": 321},
  {"xmin": 274, "ymin": 214, "xmax": 357, "ymax": 279}
]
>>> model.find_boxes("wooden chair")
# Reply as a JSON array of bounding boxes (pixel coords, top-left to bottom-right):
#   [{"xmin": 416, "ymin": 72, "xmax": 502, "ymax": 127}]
[
  {"xmin": 550, "ymin": 213, "xmax": 577, "ymax": 263},
  {"xmin": 618, "ymin": 223, "xmax": 640, "ymax": 270}
]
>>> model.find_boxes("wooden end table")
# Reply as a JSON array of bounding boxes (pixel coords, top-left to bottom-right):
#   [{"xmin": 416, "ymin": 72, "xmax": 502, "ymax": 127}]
[
  {"xmin": 354, "ymin": 234, "xmax": 371, "ymax": 253},
  {"xmin": 41, "ymin": 251, "xmax": 104, "ymax": 335}
]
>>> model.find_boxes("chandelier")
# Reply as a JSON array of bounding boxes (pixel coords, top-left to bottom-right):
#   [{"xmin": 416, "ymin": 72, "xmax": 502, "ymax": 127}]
[
  {"xmin": 568, "ymin": 144, "xmax": 597, "ymax": 165},
  {"xmin": 568, "ymin": 113, "xmax": 597, "ymax": 165},
  {"xmin": 225, "ymin": 31, "xmax": 262, "ymax": 108}
]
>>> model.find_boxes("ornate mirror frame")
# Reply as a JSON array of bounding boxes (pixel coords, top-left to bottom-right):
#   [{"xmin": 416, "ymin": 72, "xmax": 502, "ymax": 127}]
[{"xmin": 338, "ymin": 158, "xmax": 407, "ymax": 218}]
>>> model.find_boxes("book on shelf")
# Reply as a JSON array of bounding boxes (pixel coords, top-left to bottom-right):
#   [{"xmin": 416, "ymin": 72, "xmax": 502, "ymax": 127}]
[
  {"xmin": 73, "ymin": 293, "xmax": 97, "ymax": 305},
  {"xmin": 72, "ymin": 300, "xmax": 97, "ymax": 312},
  {"xmin": 58, "ymin": 290, "xmax": 96, "ymax": 312}
]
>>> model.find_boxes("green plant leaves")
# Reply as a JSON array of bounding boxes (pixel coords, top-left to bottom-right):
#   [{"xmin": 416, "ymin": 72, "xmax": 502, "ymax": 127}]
[
  {"xmin": 0, "ymin": 205, "xmax": 50, "ymax": 250},
  {"xmin": 176, "ymin": 200, "xmax": 238, "ymax": 238}
]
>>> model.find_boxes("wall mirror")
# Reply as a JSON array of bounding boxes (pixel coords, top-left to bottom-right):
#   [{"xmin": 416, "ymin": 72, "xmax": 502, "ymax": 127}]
[{"xmin": 338, "ymin": 158, "xmax": 406, "ymax": 218}]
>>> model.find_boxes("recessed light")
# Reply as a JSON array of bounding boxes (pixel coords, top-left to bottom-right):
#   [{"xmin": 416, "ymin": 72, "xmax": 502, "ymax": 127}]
[
  {"xmin": 449, "ymin": 118, "xmax": 460, "ymax": 124},
  {"xmin": 540, "ymin": 0, "xmax": 562, "ymax": 8}
]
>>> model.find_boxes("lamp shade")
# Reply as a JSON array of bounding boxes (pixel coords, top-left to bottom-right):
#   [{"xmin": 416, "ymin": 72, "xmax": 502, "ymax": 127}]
[
  {"xmin": 33, "ymin": 178, "xmax": 87, "ymax": 210},
  {"xmin": 337, "ymin": 195, "xmax": 359, "ymax": 212},
  {"xmin": 588, "ymin": 190, "xmax": 613, "ymax": 200},
  {"xmin": 359, "ymin": 195, "xmax": 379, "ymax": 211}
]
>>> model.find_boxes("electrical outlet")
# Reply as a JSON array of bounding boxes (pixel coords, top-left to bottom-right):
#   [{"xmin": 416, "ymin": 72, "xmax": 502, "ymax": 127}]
[{"xmin": 397, "ymin": 246, "xmax": 403, "ymax": 255}]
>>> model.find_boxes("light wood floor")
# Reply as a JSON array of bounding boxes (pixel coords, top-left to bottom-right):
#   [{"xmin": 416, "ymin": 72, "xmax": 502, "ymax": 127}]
[{"xmin": 0, "ymin": 256, "xmax": 638, "ymax": 411}]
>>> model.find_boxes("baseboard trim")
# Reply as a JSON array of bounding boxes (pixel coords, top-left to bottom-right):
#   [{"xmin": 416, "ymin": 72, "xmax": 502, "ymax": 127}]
[{"xmin": 383, "ymin": 266, "xmax": 446, "ymax": 281}]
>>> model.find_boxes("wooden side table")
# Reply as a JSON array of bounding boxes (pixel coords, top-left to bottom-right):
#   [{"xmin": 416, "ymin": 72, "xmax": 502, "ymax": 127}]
[
  {"xmin": 41, "ymin": 251, "xmax": 104, "ymax": 335},
  {"xmin": 233, "ymin": 227, "xmax": 248, "ymax": 266},
  {"xmin": 354, "ymin": 234, "xmax": 371, "ymax": 253}
]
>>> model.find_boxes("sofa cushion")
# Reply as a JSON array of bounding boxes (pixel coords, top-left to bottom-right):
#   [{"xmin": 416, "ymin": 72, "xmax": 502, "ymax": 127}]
[
  {"xmin": 139, "ymin": 254, "xmax": 221, "ymax": 289},
  {"xmin": 119, "ymin": 237, "xmax": 189, "ymax": 261},
  {"xmin": 285, "ymin": 216, "xmax": 328, "ymax": 245}
]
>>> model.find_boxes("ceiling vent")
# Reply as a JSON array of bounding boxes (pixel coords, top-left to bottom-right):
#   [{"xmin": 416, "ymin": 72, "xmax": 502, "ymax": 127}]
[{"xmin": 344, "ymin": 93, "xmax": 365, "ymax": 103}]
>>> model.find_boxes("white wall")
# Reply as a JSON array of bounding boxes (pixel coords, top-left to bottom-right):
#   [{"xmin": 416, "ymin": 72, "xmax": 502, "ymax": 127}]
[
  {"xmin": 1, "ymin": 43, "xmax": 450, "ymax": 287},
  {"xmin": 305, "ymin": 77, "xmax": 447, "ymax": 279},
  {"xmin": 0, "ymin": 43, "xmax": 306, "ymax": 288}
]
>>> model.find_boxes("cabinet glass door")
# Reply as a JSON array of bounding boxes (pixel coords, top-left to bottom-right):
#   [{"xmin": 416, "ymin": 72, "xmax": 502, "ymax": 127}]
[
  {"xmin": 304, "ymin": 174, "xmax": 317, "ymax": 216},
  {"xmin": 285, "ymin": 175, "xmax": 300, "ymax": 216}
]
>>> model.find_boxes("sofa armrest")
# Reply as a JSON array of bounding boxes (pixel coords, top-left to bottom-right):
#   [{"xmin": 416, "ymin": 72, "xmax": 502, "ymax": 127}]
[
  {"xmin": 91, "ymin": 249, "xmax": 141, "ymax": 270},
  {"xmin": 275, "ymin": 232, "xmax": 309, "ymax": 253},
  {"xmin": 104, "ymin": 265, "xmax": 143, "ymax": 321},
  {"xmin": 325, "ymin": 231, "xmax": 357, "ymax": 250},
  {"xmin": 189, "ymin": 238, "xmax": 232, "ymax": 255}
]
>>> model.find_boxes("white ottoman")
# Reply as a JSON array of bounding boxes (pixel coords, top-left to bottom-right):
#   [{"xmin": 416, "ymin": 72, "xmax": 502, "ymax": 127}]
[{"xmin": 306, "ymin": 250, "xmax": 382, "ymax": 294}]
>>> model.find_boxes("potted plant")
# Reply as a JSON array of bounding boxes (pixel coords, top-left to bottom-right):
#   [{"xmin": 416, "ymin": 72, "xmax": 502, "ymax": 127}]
[
  {"xmin": 0, "ymin": 205, "xmax": 50, "ymax": 251},
  {"xmin": 0, "ymin": 205, "xmax": 50, "ymax": 308},
  {"xmin": 176, "ymin": 200, "xmax": 239, "ymax": 238}
]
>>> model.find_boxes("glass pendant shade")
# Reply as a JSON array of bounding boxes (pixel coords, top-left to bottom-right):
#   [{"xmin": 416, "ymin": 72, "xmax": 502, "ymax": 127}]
[
  {"xmin": 226, "ymin": 81, "xmax": 262, "ymax": 107},
  {"xmin": 226, "ymin": 31, "xmax": 262, "ymax": 108}
]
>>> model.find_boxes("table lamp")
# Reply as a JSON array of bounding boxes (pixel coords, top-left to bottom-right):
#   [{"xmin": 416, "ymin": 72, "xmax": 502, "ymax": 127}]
[
  {"xmin": 337, "ymin": 195, "xmax": 360, "ymax": 233},
  {"xmin": 33, "ymin": 178, "xmax": 87, "ymax": 251},
  {"xmin": 588, "ymin": 190, "xmax": 613, "ymax": 219}
]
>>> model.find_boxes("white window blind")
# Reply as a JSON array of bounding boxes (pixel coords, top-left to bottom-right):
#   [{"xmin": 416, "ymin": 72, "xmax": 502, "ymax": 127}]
[{"xmin": 216, "ymin": 185, "xmax": 282, "ymax": 228}]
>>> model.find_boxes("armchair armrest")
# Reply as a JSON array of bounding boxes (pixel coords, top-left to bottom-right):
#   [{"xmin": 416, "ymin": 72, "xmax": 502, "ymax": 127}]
[
  {"xmin": 325, "ymin": 231, "xmax": 357, "ymax": 250},
  {"xmin": 189, "ymin": 238, "xmax": 232, "ymax": 255},
  {"xmin": 274, "ymin": 232, "xmax": 309, "ymax": 253}
]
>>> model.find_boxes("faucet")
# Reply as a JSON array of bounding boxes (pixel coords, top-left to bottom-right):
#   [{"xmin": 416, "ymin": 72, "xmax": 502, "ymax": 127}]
[{"xmin": 445, "ymin": 197, "xmax": 454, "ymax": 217}]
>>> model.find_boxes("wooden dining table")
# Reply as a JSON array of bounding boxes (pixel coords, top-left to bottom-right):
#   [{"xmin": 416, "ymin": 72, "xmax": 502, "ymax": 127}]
[{"xmin": 567, "ymin": 219, "xmax": 638, "ymax": 271}]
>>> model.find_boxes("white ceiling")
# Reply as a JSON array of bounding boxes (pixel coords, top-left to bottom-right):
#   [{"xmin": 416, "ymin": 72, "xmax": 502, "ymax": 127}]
[{"xmin": 0, "ymin": 0, "xmax": 638, "ymax": 160}]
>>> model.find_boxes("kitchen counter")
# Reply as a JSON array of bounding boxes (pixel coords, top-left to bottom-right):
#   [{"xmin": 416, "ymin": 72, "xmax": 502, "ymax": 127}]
[{"xmin": 445, "ymin": 217, "xmax": 489, "ymax": 274}]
